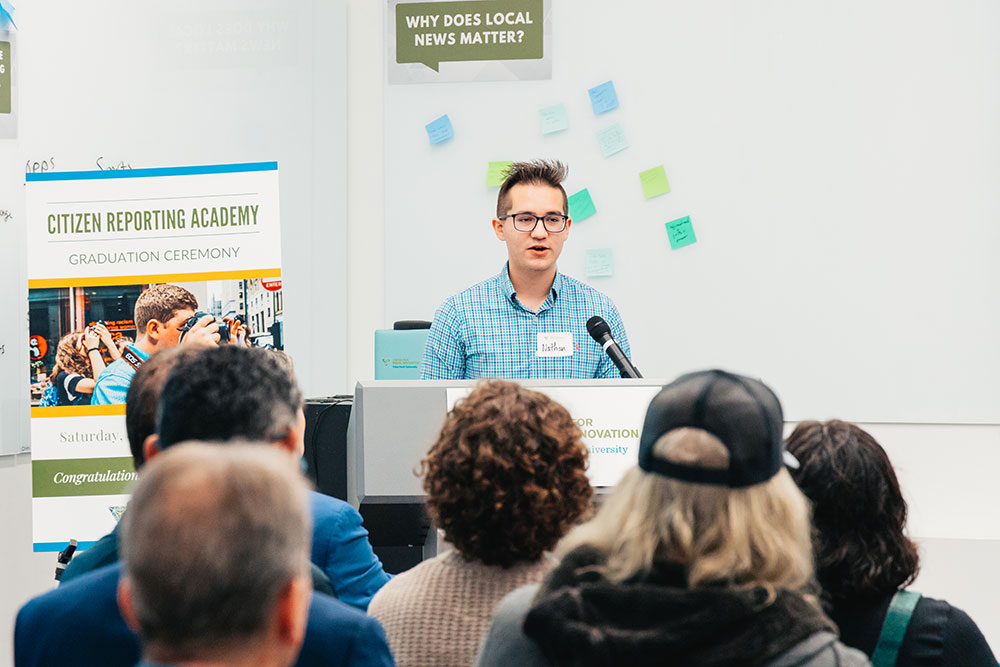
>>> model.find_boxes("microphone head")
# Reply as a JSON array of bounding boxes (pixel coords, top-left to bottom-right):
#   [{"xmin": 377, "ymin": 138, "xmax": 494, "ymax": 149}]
[{"xmin": 587, "ymin": 316, "xmax": 611, "ymax": 342}]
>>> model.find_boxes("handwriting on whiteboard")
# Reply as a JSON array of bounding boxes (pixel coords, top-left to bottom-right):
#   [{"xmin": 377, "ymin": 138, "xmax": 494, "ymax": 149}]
[
  {"xmin": 96, "ymin": 157, "xmax": 133, "ymax": 170},
  {"xmin": 0, "ymin": 209, "xmax": 11, "ymax": 223},
  {"xmin": 26, "ymin": 157, "xmax": 56, "ymax": 173}
]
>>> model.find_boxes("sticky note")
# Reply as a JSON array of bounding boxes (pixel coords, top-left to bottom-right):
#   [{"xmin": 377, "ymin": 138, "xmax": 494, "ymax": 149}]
[
  {"xmin": 425, "ymin": 115, "xmax": 454, "ymax": 144},
  {"xmin": 568, "ymin": 188, "xmax": 597, "ymax": 222},
  {"xmin": 585, "ymin": 248, "xmax": 614, "ymax": 278},
  {"xmin": 665, "ymin": 216, "xmax": 697, "ymax": 249},
  {"xmin": 539, "ymin": 104, "xmax": 569, "ymax": 135},
  {"xmin": 596, "ymin": 123, "xmax": 628, "ymax": 158},
  {"xmin": 639, "ymin": 165, "xmax": 670, "ymax": 199},
  {"xmin": 588, "ymin": 80, "xmax": 619, "ymax": 115},
  {"xmin": 486, "ymin": 161, "xmax": 513, "ymax": 187}
]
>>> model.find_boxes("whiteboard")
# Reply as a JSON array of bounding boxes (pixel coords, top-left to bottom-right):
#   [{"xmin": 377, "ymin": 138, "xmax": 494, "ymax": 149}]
[
  {"xmin": 385, "ymin": 0, "xmax": 1000, "ymax": 424},
  {"xmin": 0, "ymin": 0, "xmax": 348, "ymax": 455}
]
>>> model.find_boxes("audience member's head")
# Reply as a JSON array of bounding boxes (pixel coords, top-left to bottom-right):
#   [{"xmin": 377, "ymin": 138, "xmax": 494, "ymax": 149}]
[
  {"xmin": 152, "ymin": 345, "xmax": 305, "ymax": 460},
  {"xmin": 124, "ymin": 347, "xmax": 202, "ymax": 471},
  {"xmin": 134, "ymin": 284, "xmax": 198, "ymax": 349},
  {"xmin": 785, "ymin": 420, "xmax": 919, "ymax": 604},
  {"xmin": 561, "ymin": 369, "xmax": 812, "ymax": 593},
  {"xmin": 423, "ymin": 380, "xmax": 592, "ymax": 568},
  {"xmin": 117, "ymin": 443, "xmax": 311, "ymax": 667}
]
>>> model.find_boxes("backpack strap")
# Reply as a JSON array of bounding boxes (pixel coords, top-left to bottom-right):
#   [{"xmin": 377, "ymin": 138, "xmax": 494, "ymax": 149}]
[{"xmin": 871, "ymin": 590, "xmax": 921, "ymax": 667}]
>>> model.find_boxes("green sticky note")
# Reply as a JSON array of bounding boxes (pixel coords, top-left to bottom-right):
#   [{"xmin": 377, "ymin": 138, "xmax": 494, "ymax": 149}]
[
  {"xmin": 639, "ymin": 165, "xmax": 670, "ymax": 199},
  {"xmin": 585, "ymin": 248, "xmax": 614, "ymax": 278},
  {"xmin": 596, "ymin": 122, "xmax": 628, "ymax": 158},
  {"xmin": 539, "ymin": 103, "xmax": 569, "ymax": 135},
  {"xmin": 486, "ymin": 161, "xmax": 513, "ymax": 187},
  {"xmin": 568, "ymin": 188, "xmax": 596, "ymax": 222},
  {"xmin": 665, "ymin": 216, "xmax": 696, "ymax": 249}
]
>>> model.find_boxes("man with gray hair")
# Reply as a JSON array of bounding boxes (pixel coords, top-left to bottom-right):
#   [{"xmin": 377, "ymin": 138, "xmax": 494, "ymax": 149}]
[
  {"xmin": 422, "ymin": 159, "xmax": 631, "ymax": 380},
  {"xmin": 15, "ymin": 346, "xmax": 395, "ymax": 666},
  {"xmin": 117, "ymin": 443, "xmax": 312, "ymax": 667}
]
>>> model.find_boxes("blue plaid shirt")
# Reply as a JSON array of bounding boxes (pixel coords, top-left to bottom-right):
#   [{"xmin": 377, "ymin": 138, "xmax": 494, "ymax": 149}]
[
  {"xmin": 91, "ymin": 344, "xmax": 149, "ymax": 405},
  {"xmin": 421, "ymin": 264, "xmax": 631, "ymax": 380}
]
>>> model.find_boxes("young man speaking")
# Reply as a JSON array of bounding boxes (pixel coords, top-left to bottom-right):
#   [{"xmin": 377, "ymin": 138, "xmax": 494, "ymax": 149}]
[{"xmin": 422, "ymin": 159, "xmax": 631, "ymax": 380}]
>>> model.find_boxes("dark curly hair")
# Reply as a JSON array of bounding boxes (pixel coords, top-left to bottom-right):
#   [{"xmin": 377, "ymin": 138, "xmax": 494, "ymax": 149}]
[
  {"xmin": 422, "ymin": 380, "xmax": 593, "ymax": 568},
  {"xmin": 785, "ymin": 420, "xmax": 919, "ymax": 604},
  {"xmin": 157, "ymin": 346, "xmax": 303, "ymax": 449}
]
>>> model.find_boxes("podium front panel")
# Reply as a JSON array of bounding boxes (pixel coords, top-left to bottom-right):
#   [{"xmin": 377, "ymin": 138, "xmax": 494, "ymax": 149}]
[{"xmin": 352, "ymin": 379, "xmax": 667, "ymax": 503}]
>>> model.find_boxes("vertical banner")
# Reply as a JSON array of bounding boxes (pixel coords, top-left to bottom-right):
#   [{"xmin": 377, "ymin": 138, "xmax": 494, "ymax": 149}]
[{"xmin": 26, "ymin": 162, "xmax": 283, "ymax": 551}]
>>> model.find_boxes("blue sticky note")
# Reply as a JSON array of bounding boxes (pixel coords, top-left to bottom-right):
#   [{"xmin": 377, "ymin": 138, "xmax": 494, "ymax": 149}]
[
  {"xmin": 539, "ymin": 103, "xmax": 569, "ymax": 135},
  {"xmin": 588, "ymin": 80, "xmax": 619, "ymax": 115},
  {"xmin": 596, "ymin": 123, "xmax": 628, "ymax": 158},
  {"xmin": 568, "ymin": 188, "xmax": 597, "ymax": 221},
  {"xmin": 665, "ymin": 216, "xmax": 697, "ymax": 250},
  {"xmin": 585, "ymin": 248, "xmax": 614, "ymax": 278},
  {"xmin": 425, "ymin": 115, "xmax": 454, "ymax": 144}
]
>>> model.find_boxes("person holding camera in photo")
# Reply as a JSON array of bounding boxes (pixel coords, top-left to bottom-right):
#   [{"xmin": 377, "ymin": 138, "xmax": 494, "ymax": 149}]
[
  {"xmin": 42, "ymin": 322, "xmax": 120, "ymax": 407},
  {"xmin": 91, "ymin": 284, "xmax": 229, "ymax": 406}
]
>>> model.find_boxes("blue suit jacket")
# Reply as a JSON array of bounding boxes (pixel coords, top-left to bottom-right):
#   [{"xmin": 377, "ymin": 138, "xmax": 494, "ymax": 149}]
[
  {"xmin": 309, "ymin": 491, "xmax": 392, "ymax": 610},
  {"xmin": 15, "ymin": 563, "xmax": 396, "ymax": 667},
  {"xmin": 61, "ymin": 491, "xmax": 390, "ymax": 609}
]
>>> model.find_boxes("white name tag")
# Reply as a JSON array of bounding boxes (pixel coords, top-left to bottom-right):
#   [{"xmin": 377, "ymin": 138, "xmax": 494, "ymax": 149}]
[{"xmin": 537, "ymin": 332, "xmax": 573, "ymax": 357}]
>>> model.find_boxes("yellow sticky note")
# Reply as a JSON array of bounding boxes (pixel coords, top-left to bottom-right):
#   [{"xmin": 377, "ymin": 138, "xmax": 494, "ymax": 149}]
[
  {"xmin": 639, "ymin": 165, "xmax": 670, "ymax": 199},
  {"xmin": 486, "ymin": 161, "xmax": 513, "ymax": 187}
]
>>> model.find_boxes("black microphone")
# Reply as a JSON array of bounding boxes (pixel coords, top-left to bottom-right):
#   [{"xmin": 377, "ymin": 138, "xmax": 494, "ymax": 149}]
[{"xmin": 587, "ymin": 316, "xmax": 642, "ymax": 378}]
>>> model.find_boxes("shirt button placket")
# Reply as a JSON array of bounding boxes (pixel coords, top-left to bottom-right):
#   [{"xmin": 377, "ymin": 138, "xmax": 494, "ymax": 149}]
[{"xmin": 529, "ymin": 310, "xmax": 538, "ymax": 378}]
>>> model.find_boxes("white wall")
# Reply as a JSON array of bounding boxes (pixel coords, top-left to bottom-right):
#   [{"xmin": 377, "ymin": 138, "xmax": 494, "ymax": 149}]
[
  {"xmin": 3, "ymin": 2, "xmax": 999, "ymax": 665},
  {"xmin": 345, "ymin": 0, "xmax": 385, "ymax": 392},
  {"xmin": 0, "ymin": 455, "xmax": 60, "ymax": 667}
]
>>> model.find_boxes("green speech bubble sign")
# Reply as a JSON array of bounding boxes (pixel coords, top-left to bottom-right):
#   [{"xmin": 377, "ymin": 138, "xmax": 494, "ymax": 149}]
[
  {"xmin": 0, "ymin": 42, "xmax": 10, "ymax": 115},
  {"xmin": 396, "ymin": 0, "xmax": 543, "ymax": 72}
]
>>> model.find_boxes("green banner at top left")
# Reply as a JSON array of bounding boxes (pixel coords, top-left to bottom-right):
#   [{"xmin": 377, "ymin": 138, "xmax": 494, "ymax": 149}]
[
  {"xmin": 390, "ymin": 0, "xmax": 550, "ymax": 83},
  {"xmin": 0, "ymin": 40, "xmax": 10, "ymax": 114}
]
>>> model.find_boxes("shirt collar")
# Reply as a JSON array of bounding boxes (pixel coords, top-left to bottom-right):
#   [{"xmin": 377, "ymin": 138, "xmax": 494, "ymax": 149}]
[
  {"xmin": 125, "ymin": 343, "xmax": 151, "ymax": 361},
  {"xmin": 500, "ymin": 263, "xmax": 563, "ymax": 308}
]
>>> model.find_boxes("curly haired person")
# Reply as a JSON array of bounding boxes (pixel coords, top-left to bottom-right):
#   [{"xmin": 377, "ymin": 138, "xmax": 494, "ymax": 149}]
[
  {"xmin": 46, "ymin": 323, "xmax": 119, "ymax": 405},
  {"xmin": 367, "ymin": 380, "xmax": 593, "ymax": 667}
]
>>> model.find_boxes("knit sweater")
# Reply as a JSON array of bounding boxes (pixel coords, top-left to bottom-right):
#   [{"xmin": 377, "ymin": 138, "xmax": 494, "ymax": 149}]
[{"xmin": 367, "ymin": 549, "xmax": 555, "ymax": 667}]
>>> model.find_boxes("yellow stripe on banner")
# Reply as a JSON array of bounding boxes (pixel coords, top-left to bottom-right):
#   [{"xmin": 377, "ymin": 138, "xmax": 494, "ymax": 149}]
[
  {"xmin": 28, "ymin": 268, "xmax": 282, "ymax": 289},
  {"xmin": 32, "ymin": 404, "xmax": 128, "ymax": 418}
]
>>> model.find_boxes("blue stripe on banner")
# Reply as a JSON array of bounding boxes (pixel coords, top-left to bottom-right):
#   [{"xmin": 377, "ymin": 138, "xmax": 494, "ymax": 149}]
[
  {"xmin": 25, "ymin": 161, "xmax": 278, "ymax": 182},
  {"xmin": 34, "ymin": 540, "xmax": 98, "ymax": 552}
]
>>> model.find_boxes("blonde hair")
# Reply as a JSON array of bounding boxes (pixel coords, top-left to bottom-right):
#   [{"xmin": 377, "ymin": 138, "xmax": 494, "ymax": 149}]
[{"xmin": 558, "ymin": 428, "xmax": 813, "ymax": 597}]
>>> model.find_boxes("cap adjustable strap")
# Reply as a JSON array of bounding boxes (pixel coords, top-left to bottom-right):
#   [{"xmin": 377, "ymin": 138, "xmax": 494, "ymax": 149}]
[{"xmin": 640, "ymin": 457, "xmax": 730, "ymax": 486}]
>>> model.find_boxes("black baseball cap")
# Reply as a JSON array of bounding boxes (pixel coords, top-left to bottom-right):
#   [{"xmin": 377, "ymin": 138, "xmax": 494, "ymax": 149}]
[{"xmin": 637, "ymin": 369, "xmax": 796, "ymax": 488}]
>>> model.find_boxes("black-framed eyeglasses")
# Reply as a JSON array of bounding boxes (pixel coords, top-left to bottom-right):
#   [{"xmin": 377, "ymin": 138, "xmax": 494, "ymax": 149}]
[{"xmin": 500, "ymin": 212, "xmax": 569, "ymax": 233}]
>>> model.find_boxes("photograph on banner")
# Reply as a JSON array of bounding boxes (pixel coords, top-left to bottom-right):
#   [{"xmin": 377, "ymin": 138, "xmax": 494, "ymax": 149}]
[
  {"xmin": 26, "ymin": 162, "xmax": 283, "ymax": 552},
  {"xmin": 387, "ymin": 0, "xmax": 551, "ymax": 84},
  {"xmin": 28, "ymin": 277, "xmax": 285, "ymax": 406}
]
